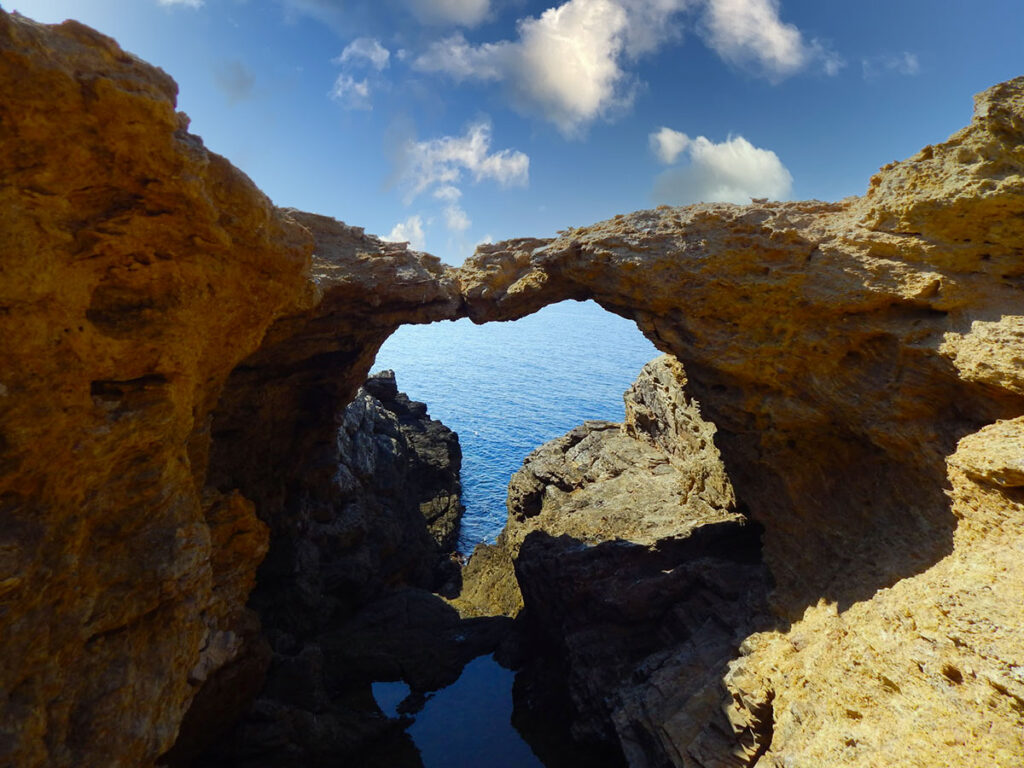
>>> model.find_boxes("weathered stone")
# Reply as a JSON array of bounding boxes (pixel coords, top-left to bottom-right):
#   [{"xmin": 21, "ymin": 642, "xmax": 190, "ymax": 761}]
[
  {"xmin": 3, "ymin": 9, "xmax": 1024, "ymax": 768},
  {"xmin": 457, "ymin": 356, "xmax": 769, "ymax": 762},
  {"xmin": 455, "ymin": 78, "xmax": 1024, "ymax": 767},
  {"xmin": 362, "ymin": 370, "xmax": 465, "ymax": 555},
  {"xmin": 0, "ymin": 12, "xmax": 309, "ymax": 768}
]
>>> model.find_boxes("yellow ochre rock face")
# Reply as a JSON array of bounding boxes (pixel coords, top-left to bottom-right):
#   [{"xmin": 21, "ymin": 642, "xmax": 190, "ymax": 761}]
[
  {"xmin": 2, "ymin": 6, "xmax": 1024, "ymax": 768},
  {"xmin": 456, "ymin": 77, "xmax": 1024, "ymax": 767}
]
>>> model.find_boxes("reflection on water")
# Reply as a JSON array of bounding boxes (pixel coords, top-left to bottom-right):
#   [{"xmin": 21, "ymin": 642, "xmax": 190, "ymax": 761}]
[{"xmin": 371, "ymin": 655, "xmax": 544, "ymax": 768}]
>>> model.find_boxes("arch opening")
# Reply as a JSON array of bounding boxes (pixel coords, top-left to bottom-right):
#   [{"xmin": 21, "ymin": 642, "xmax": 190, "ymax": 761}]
[{"xmin": 373, "ymin": 299, "xmax": 661, "ymax": 552}]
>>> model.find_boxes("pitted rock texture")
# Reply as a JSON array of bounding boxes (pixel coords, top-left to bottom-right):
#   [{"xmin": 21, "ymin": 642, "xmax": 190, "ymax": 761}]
[
  {"xmin": 0, "ymin": 12, "xmax": 311, "ymax": 768},
  {"xmin": 0, "ymin": 12, "xmax": 462, "ymax": 768}
]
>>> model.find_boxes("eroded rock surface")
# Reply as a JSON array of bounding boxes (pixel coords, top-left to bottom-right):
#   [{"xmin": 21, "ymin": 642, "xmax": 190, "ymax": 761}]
[
  {"xmin": 3, "ymin": 8, "xmax": 1024, "ymax": 768},
  {"xmin": 0, "ymin": 13, "xmax": 311, "ymax": 768},
  {"xmin": 361, "ymin": 370, "xmax": 465, "ymax": 556},
  {"xmin": 0, "ymin": 12, "xmax": 462, "ymax": 768},
  {"xmin": 456, "ymin": 78, "xmax": 1024, "ymax": 766}
]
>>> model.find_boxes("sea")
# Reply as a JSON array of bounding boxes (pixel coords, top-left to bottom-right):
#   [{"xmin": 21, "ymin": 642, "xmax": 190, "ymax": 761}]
[{"xmin": 372, "ymin": 298, "xmax": 661, "ymax": 552}]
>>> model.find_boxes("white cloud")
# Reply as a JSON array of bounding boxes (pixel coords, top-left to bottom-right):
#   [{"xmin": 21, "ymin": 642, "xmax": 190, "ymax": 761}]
[
  {"xmin": 415, "ymin": 0, "xmax": 831, "ymax": 134},
  {"xmin": 329, "ymin": 74, "xmax": 372, "ymax": 109},
  {"xmin": 330, "ymin": 38, "xmax": 391, "ymax": 110},
  {"xmin": 649, "ymin": 126, "xmax": 691, "ymax": 165},
  {"xmin": 433, "ymin": 185, "xmax": 463, "ymax": 202},
  {"xmin": 700, "ymin": 0, "xmax": 817, "ymax": 78},
  {"xmin": 337, "ymin": 37, "xmax": 391, "ymax": 70},
  {"xmin": 399, "ymin": 119, "xmax": 529, "ymax": 201},
  {"xmin": 383, "ymin": 215, "xmax": 427, "ymax": 251},
  {"xmin": 407, "ymin": 0, "xmax": 491, "ymax": 27},
  {"xmin": 416, "ymin": 0, "xmax": 662, "ymax": 136},
  {"xmin": 158, "ymin": 0, "xmax": 203, "ymax": 7},
  {"xmin": 862, "ymin": 52, "xmax": 920, "ymax": 79},
  {"xmin": 652, "ymin": 133, "xmax": 792, "ymax": 205},
  {"xmin": 444, "ymin": 204, "xmax": 472, "ymax": 232}
]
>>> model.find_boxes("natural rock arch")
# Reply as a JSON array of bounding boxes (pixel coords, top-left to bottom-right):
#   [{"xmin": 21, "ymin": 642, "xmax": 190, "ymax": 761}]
[{"xmin": 1, "ymin": 11, "xmax": 1022, "ymax": 768}]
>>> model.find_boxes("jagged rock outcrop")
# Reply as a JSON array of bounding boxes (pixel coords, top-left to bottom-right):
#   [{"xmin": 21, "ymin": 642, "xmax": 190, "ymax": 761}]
[
  {"xmin": 456, "ymin": 79, "xmax": 1024, "ymax": 766},
  {"xmin": 192, "ymin": 370, "xmax": 471, "ymax": 766},
  {"xmin": 360, "ymin": 370, "xmax": 465, "ymax": 555},
  {"xmin": 457, "ymin": 356, "xmax": 770, "ymax": 764},
  {"xmin": 0, "ymin": 12, "xmax": 312, "ymax": 768},
  {"xmin": 3, "ymin": 7, "xmax": 1023, "ymax": 768}
]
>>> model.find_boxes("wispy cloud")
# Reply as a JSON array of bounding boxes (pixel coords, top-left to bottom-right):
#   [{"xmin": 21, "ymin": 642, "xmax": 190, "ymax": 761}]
[
  {"xmin": 405, "ymin": 0, "xmax": 491, "ymax": 27},
  {"xmin": 337, "ymin": 37, "xmax": 391, "ymax": 70},
  {"xmin": 443, "ymin": 203, "xmax": 472, "ymax": 232},
  {"xmin": 862, "ymin": 52, "xmax": 920, "ymax": 79},
  {"xmin": 398, "ymin": 119, "xmax": 529, "ymax": 202},
  {"xmin": 330, "ymin": 37, "xmax": 392, "ymax": 109},
  {"xmin": 157, "ymin": 0, "xmax": 203, "ymax": 7},
  {"xmin": 392, "ymin": 120, "xmax": 528, "ymax": 236},
  {"xmin": 329, "ymin": 74, "xmax": 372, "ymax": 109},
  {"xmin": 652, "ymin": 132, "xmax": 792, "ymax": 205}
]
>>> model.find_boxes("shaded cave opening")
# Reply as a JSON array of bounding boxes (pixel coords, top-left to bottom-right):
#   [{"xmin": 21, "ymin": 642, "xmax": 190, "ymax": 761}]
[
  {"xmin": 181, "ymin": 297, "xmax": 778, "ymax": 768},
  {"xmin": 345, "ymin": 299, "xmax": 772, "ymax": 768}
]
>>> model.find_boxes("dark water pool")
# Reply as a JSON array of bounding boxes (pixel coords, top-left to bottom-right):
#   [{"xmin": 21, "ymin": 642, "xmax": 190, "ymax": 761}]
[{"xmin": 372, "ymin": 655, "xmax": 544, "ymax": 768}]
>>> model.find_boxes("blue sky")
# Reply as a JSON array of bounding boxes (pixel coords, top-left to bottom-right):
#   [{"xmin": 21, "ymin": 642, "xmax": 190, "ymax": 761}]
[{"xmin": 7, "ymin": 0, "xmax": 1023, "ymax": 264}]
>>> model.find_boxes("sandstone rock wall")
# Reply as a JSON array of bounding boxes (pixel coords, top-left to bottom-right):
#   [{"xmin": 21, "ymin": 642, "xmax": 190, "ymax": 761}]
[
  {"xmin": 0, "ymin": 13, "xmax": 462, "ymax": 768},
  {"xmin": 0, "ymin": 13, "xmax": 313, "ymax": 768}
]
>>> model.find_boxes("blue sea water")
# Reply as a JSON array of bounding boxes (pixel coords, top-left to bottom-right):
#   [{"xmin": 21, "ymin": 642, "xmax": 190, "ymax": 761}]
[{"xmin": 372, "ymin": 299, "xmax": 660, "ymax": 552}]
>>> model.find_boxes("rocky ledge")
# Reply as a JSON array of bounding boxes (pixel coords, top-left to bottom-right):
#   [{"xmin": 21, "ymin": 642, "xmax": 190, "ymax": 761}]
[
  {"xmin": 1, "ymin": 9, "xmax": 1023, "ymax": 768},
  {"xmin": 457, "ymin": 356, "xmax": 770, "ymax": 766}
]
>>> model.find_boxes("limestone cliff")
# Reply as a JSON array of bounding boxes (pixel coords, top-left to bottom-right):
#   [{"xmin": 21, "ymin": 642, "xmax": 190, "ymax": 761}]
[
  {"xmin": 2, "ymin": 7, "xmax": 1024, "ymax": 768},
  {"xmin": 456, "ymin": 78, "xmax": 1024, "ymax": 766},
  {"xmin": 0, "ymin": 13, "xmax": 310, "ymax": 768}
]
